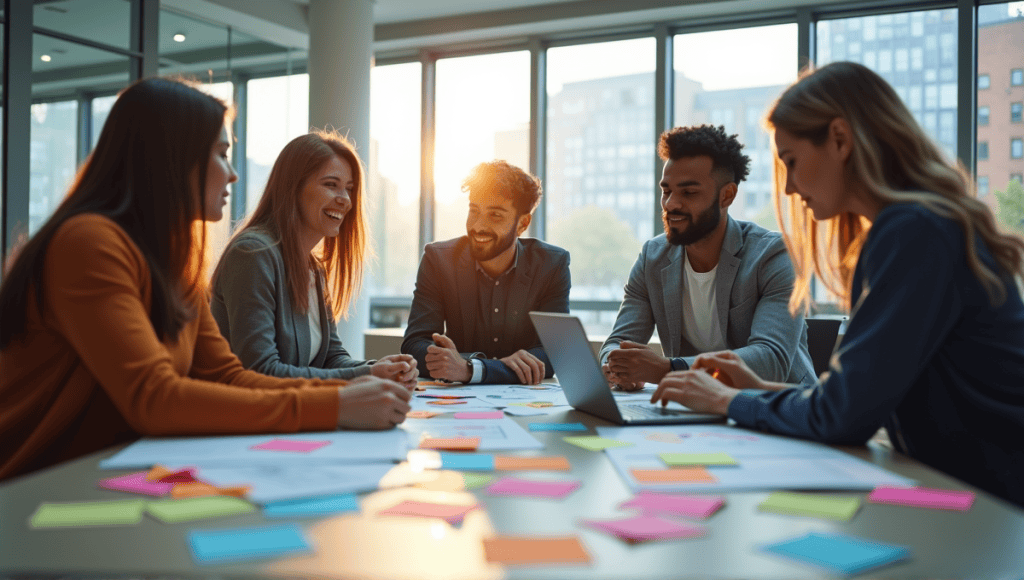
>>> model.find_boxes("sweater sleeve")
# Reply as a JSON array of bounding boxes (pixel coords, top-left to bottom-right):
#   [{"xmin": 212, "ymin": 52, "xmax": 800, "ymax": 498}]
[
  {"xmin": 43, "ymin": 217, "xmax": 339, "ymax": 436},
  {"xmin": 728, "ymin": 209, "xmax": 962, "ymax": 444}
]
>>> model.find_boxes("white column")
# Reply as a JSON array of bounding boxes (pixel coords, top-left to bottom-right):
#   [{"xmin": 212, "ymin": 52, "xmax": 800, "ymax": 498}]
[{"xmin": 308, "ymin": 0, "xmax": 374, "ymax": 359}]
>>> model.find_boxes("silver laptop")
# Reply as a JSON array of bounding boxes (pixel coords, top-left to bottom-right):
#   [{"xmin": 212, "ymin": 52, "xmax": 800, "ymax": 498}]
[{"xmin": 529, "ymin": 312, "xmax": 725, "ymax": 425}]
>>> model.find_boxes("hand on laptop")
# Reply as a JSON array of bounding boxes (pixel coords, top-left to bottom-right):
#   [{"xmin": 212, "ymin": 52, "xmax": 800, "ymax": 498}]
[
  {"xmin": 606, "ymin": 341, "xmax": 672, "ymax": 384},
  {"xmin": 425, "ymin": 333, "xmax": 472, "ymax": 383},
  {"xmin": 602, "ymin": 362, "xmax": 644, "ymax": 392},
  {"xmin": 650, "ymin": 370, "xmax": 737, "ymax": 415},
  {"xmin": 691, "ymin": 351, "xmax": 766, "ymax": 390},
  {"xmin": 500, "ymin": 349, "xmax": 545, "ymax": 384}
]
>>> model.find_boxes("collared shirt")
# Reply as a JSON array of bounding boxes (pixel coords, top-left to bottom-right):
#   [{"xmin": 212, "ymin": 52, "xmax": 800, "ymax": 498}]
[{"xmin": 467, "ymin": 245, "xmax": 519, "ymax": 383}]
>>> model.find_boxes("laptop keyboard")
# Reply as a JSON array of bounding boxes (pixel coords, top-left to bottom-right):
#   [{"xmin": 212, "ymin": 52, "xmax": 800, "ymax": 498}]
[{"xmin": 620, "ymin": 404, "xmax": 688, "ymax": 419}]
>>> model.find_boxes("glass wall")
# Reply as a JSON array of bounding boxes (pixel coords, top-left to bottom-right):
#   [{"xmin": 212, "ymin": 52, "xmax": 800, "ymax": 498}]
[{"xmin": 245, "ymin": 74, "xmax": 310, "ymax": 212}]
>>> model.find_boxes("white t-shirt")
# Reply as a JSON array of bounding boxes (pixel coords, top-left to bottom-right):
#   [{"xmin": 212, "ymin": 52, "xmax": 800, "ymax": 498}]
[
  {"xmin": 307, "ymin": 278, "xmax": 322, "ymax": 364},
  {"xmin": 681, "ymin": 252, "xmax": 727, "ymax": 352}
]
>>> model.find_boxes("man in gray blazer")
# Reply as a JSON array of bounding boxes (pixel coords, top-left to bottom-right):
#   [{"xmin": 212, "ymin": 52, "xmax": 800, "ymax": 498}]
[
  {"xmin": 601, "ymin": 125, "xmax": 814, "ymax": 390},
  {"xmin": 402, "ymin": 161, "xmax": 571, "ymax": 385}
]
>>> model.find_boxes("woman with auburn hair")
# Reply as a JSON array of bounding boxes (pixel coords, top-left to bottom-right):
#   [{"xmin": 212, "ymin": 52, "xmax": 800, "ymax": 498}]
[
  {"xmin": 210, "ymin": 131, "xmax": 417, "ymax": 385},
  {"xmin": 651, "ymin": 61, "xmax": 1024, "ymax": 507},
  {"xmin": 0, "ymin": 78, "xmax": 411, "ymax": 482}
]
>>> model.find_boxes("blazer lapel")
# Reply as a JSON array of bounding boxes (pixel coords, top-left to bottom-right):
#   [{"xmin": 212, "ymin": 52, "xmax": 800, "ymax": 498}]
[
  {"xmin": 661, "ymin": 245, "xmax": 684, "ymax": 357},
  {"xmin": 292, "ymin": 276, "xmax": 312, "ymax": 366},
  {"xmin": 312, "ymin": 271, "xmax": 330, "ymax": 366},
  {"xmin": 715, "ymin": 217, "xmax": 743, "ymax": 343},
  {"xmin": 456, "ymin": 243, "xmax": 478, "ymax": 349},
  {"xmin": 509, "ymin": 240, "xmax": 533, "ymax": 326}
]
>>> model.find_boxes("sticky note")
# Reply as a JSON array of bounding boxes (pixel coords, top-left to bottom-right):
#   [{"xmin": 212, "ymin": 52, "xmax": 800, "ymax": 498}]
[
  {"xmin": 462, "ymin": 473, "xmax": 495, "ymax": 490},
  {"xmin": 419, "ymin": 394, "xmax": 474, "ymax": 399},
  {"xmin": 146, "ymin": 496, "xmax": 255, "ymax": 523},
  {"xmin": 618, "ymin": 491, "xmax": 725, "ymax": 519},
  {"xmin": 562, "ymin": 436, "xmax": 633, "ymax": 451},
  {"xmin": 263, "ymin": 494, "xmax": 360, "ymax": 517},
  {"xmin": 486, "ymin": 476, "xmax": 581, "ymax": 499},
  {"xmin": 98, "ymin": 471, "xmax": 174, "ymax": 496},
  {"xmin": 759, "ymin": 492, "xmax": 861, "ymax": 521},
  {"xmin": 659, "ymin": 452, "xmax": 738, "ymax": 467},
  {"xmin": 631, "ymin": 468, "xmax": 717, "ymax": 484},
  {"xmin": 188, "ymin": 524, "xmax": 311, "ymax": 564},
  {"xmin": 583, "ymin": 514, "xmax": 706, "ymax": 542},
  {"xmin": 440, "ymin": 452, "xmax": 495, "ymax": 471},
  {"xmin": 157, "ymin": 468, "xmax": 198, "ymax": 483},
  {"xmin": 529, "ymin": 422, "xmax": 587, "ymax": 432},
  {"xmin": 407, "ymin": 411, "xmax": 441, "ymax": 419},
  {"xmin": 868, "ymin": 486, "xmax": 975, "ymax": 511},
  {"xmin": 427, "ymin": 400, "xmax": 468, "ymax": 406},
  {"xmin": 763, "ymin": 532, "xmax": 910, "ymax": 575},
  {"xmin": 526, "ymin": 401, "xmax": 554, "ymax": 408},
  {"xmin": 419, "ymin": 437, "xmax": 481, "ymax": 451},
  {"xmin": 146, "ymin": 465, "xmax": 175, "ymax": 481},
  {"xmin": 30, "ymin": 500, "xmax": 146, "ymax": 528},
  {"xmin": 494, "ymin": 456, "xmax": 571, "ymax": 471},
  {"xmin": 251, "ymin": 438, "xmax": 331, "ymax": 453},
  {"xmin": 454, "ymin": 411, "xmax": 504, "ymax": 419},
  {"xmin": 483, "ymin": 536, "xmax": 591, "ymax": 565},
  {"xmin": 171, "ymin": 482, "xmax": 221, "ymax": 499},
  {"xmin": 377, "ymin": 500, "xmax": 478, "ymax": 525}
]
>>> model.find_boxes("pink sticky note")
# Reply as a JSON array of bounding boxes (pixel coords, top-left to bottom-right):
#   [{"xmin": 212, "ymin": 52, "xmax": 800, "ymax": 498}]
[
  {"xmin": 377, "ymin": 500, "xmax": 478, "ymax": 525},
  {"xmin": 583, "ymin": 514, "xmax": 706, "ymax": 542},
  {"xmin": 251, "ymin": 438, "xmax": 331, "ymax": 453},
  {"xmin": 486, "ymin": 476, "xmax": 581, "ymax": 499},
  {"xmin": 453, "ymin": 411, "xmax": 504, "ymax": 419},
  {"xmin": 618, "ymin": 491, "xmax": 725, "ymax": 519},
  {"xmin": 867, "ymin": 486, "xmax": 975, "ymax": 511},
  {"xmin": 99, "ymin": 472, "xmax": 175, "ymax": 496}
]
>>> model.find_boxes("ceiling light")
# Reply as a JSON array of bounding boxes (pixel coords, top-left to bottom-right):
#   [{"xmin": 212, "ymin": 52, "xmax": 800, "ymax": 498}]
[
  {"xmin": 40, "ymin": 54, "xmax": 52, "ymax": 62},
  {"xmin": 173, "ymin": 33, "xmax": 186, "ymax": 42}
]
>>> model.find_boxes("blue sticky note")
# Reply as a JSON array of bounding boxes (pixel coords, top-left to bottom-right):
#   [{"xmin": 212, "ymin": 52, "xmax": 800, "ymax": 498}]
[
  {"xmin": 263, "ymin": 494, "xmax": 360, "ymax": 518},
  {"xmin": 440, "ymin": 452, "xmax": 495, "ymax": 471},
  {"xmin": 529, "ymin": 422, "xmax": 587, "ymax": 432},
  {"xmin": 188, "ymin": 524, "xmax": 312, "ymax": 564},
  {"xmin": 763, "ymin": 532, "xmax": 910, "ymax": 575}
]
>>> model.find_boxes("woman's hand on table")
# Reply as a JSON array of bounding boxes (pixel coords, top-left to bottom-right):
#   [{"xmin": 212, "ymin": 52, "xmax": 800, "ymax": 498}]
[{"xmin": 337, "ymin": 376, "xmax": 411, "ymax": 429}]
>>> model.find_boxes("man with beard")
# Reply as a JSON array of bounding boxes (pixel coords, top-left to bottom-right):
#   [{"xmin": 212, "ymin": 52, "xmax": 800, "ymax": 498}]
[
  {"xmin": 600, "ymin": 125, "xmax": 814, "ymax": 391},
  {"xmin": 402, "ymin": 161, "xmax": 570, "ymax": 384}
]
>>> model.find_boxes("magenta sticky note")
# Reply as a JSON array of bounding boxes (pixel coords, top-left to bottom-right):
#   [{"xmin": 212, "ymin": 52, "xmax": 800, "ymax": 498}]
[
  {"xmin": 867, "ymin": 486, "xmax": 975, "ymax": 511},
  {"xmin": 485, "ymin": 477, "xmax": 581, "ymax": 499},
  {"xmin": 618, "ymin": 491, "xmax": 725, "ymax": 519},
  {"xmin": 251, "ymin": 439, "xmax": 331, "ymax": 453},
  {"xmin": 453, "ymin": 411, "xmax": 504, "ymax": 419},
  {"xmin": 583, "ymin": 515, "xmax": 705, "ymax": 542},
  {"xmin": 99, "ymin": 472, "xmax": 175, "ymax": 496}
]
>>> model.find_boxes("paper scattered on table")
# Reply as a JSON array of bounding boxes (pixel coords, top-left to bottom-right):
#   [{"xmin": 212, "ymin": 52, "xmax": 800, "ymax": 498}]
[
  {"xmin": 502, "ymin": 405, "xmax": 573, "ymax": 416},
  {"xmin": 762, "ymin": 531, "xmax": 911, "ymax": 576},
  {"xmin": 199, "ymin": 463, "xmax": 392, "ymax": 504},
  {"xmin": 529, "ymin": 422, "xmax": 587, "ymax": 432},
  {"xmin": 759, "ymin": 491, "xmax": 861, "ymax": 521},
  {"xmin": 618, "ymin": 491, "xmax": 724, "ymax": 519},
  {"xmin": 377, "ymin": 500, "xmax": 478, "ymax": 525},
  {"xmin": 583, "ymin": 514, "xmax": 705, "ymax": 542},
  {"xmin": 98, "ymin": 471, "xmax": 174, "ymax": 496},
  {"xmin": 453, "ymin": 411, "xmax": 504, "ymax": 419},
  {"xmin": 263, "ymin": 493, "xmax": 360, "ymax": 517},
  {"xmin": 251, "ymin": 439, "xmax": 331, "ymax": 453},
  {"xmin": 146, "ymin": 496, "xmax": 255, "ymax": 523},
  {"xmin": 486, "ymin": 476, "xmax": 581, "ymax": 499},
  {"xmin": 403, "ymin": 417, "xmax": 543, "ymax": 451},
  {"xmin": 867, "ymin": 486, "xmax": 975, "ymax": 511},
  {"xmin": 494, "ymin": 456, "xmax": 571, "ymax": 471},
  {"xmin": 562, "ymin": 436, "xmax": 633, "ymax": 451},
  {"xmin": 659, "ymin": 452, "xmax": 738, "ymax": 467},
  {"xmin": 188, "ymin": 524, "xmax": 312, "ymax": 564},
  {"xmin": 440, "ymin": 452, "xmax": 495, "ymax": 471},
  {"xmin": 30, "ymin": 499, "xmax": 146, "ymax": 528},
  {"xmin": 631, "ymin": 467, "xmax": 717, "ymax": 484},
  {"xmin": 482, "ymin": 536, "xmax": 591, "ymax": 566}
]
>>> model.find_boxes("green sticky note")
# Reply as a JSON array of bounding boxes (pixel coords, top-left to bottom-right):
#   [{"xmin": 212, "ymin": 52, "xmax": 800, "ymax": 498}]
[
  {"xmin": 30, "ymin": 499, "xmax": 147, "ymax": 528},
  {"xmin": 147, "ymin": 496, "xmax": 256, "ymax": 524},
  {"xmin": 462, "ymin": 472, "xmax": 495, "ymax": 490},
  {"xmin": 659, "ymin": 452, "xmax": 738, "ymax": 466},
  {"xmin": 759, "ymin": 492, "xmax": 862, "ymax": 521},
  {"xmin": 562, "ymin": 436, "xmax": 634, "ymax": 451}
]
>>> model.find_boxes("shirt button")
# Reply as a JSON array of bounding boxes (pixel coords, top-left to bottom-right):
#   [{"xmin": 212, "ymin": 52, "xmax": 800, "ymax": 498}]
[
  {"xmin": 494, "ymin": 308, "xmax": 499, "ymax": 313},
  {"xmin": 493, "ymin": 337, "xmax": 499, "ymax": 342},
  {"xmin": 495, "ymin": 281, "xmax": 500, "ymax": 286}
]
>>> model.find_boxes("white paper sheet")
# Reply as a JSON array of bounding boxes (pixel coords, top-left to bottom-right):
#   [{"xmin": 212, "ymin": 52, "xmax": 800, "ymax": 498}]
[
  {"xmin": 197, "ymin": 463, "xmax": 393, "ymax": 504},
  {"xmin": 598, "ymin": 424, "xmax": 915, "ymax": 492},
  {"xmin": 401, "ymin": 417, "xmax": 543, "ymax": 450}
]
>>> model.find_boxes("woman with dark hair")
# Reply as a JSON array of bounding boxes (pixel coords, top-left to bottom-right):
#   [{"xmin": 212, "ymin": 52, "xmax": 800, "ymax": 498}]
[
  {"xmin": 210, "ymin": 131, "xmax": 417, "ymax": 385},
  {"xmin": 0, "ymin": 78, "xmax": 410, "ymax": 482},
  {"xmin": 651, "ymin": 61, "xmax": 1024, "ymax": 507}
]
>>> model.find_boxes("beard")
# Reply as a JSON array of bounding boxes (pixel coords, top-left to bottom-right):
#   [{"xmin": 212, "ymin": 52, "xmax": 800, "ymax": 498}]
[
  {"xmin": 663, "ymin": 193, "xmax": 722, "ymax": 246},
  {"xmin": 469, "ymin": 223, "xmax": 518, "ymax": 261}
]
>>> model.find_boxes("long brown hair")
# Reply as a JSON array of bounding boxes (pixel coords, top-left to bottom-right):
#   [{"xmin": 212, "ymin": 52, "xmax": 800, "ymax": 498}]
[
  {"xmin": 766, "ymin": 61, "xmax": 1024, "ymax": 313},
  {"xmin": 0, "ymin": 77, "xmax": 229, "ymax": 348},
  {"xmin": 238, "ymin": 130, "xmax": 369, "ymax": 318}
]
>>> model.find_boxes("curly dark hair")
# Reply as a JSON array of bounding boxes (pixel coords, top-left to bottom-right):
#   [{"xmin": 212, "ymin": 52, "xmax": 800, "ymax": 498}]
[
  {"xmin": 461, "ymin": 160, "xmax": 542, "ymax": 216},
  {"xmin": 657, "ymin": 124, "xmax": 750, "ymax": 184}
]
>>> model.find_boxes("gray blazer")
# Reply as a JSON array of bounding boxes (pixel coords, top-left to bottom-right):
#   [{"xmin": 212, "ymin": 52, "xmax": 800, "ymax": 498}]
[
  {"xmin": 209, "ymin": 229, "xmax": 373, "ymax": 379},
  {"xmin": 601, "ymin": 217, "xmax": 814, "ymax": 384}
]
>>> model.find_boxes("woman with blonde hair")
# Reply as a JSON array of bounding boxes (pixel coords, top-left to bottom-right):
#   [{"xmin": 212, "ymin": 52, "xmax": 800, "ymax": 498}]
[
  {"xmin": 652, "ymin": 61, "xmax": 1024, "ymax": 507},
  {"xmin": 210, "ymin": 131, "xmax": 417, "ymax": 384}
]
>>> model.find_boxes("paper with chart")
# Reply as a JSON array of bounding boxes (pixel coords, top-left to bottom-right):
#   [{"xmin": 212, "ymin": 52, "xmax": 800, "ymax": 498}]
[
  {"xmin": 412, "ymin": 383, "xmax": 572, "ymax": 415},
  {"xmin": 196, "ymin": 463, "xmax": 394, "ymax": 504},
  {"xmin": 401, "ymin": 417, "xmax": 543, "ymax": 450},
  {"xmin": 99, "ymin": 430, "xmax": 408, "ymax": 470},
  {"xmin": 598, "ymin": 424, "xmax": 915, "ymax": 492}
]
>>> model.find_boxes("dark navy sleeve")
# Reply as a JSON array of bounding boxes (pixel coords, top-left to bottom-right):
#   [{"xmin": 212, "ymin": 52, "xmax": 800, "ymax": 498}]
[{"xmin": 728, "ymin": 207, "xmax": 964, "ymax": 444}]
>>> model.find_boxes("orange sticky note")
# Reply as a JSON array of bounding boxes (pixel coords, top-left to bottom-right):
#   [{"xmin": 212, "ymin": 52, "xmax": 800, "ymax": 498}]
[
  {"xmin": 170, "ymin": 482, "xmax": 220, "ymax": 499},
  {"xmin": 377, "ymin": 500, "xmax": 478, "ymax": 525},
  {"xmin": 427, "ymin": 400, "xmax": 468, "ymax": 406},
  {"xmin": 631, "ymin": 467, "xmax": 717, "ymax": 484},
  {"xmin": 217, "ymin": 485, "xmax": 251, "ymax": 498},
  {"xmin": 483, "ymin": 536, "xmax": 591, "ymax": 566},
  {"xmin": 146, "ymin": 465, "xmax": 173, "ymax": 482},
  {"xmin": 419, "ymin": 437, "xmax": 481, "ymax": 451},
  {"xmin": 526, "ymin": 401, "xmax": 554, "ymax": 408},
  {"xmin": 495, "ymin": 456, "xmax": 571, "ymax": 471},
  {"xmin": 407, "ymin": 410, "xmax": 441, "ymax": 419}
]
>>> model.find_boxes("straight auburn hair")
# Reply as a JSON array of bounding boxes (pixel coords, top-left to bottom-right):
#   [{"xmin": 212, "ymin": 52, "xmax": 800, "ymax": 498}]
[
  {"xmin": 0, "ymin": 77, "xmax": 229, "ymax": 349},
  {"xmin": 766, "ymin": 61, "xmax": 1024, "ymax": 314},
  {"xmin": 237, "ymin": 130, "xmax": 369, "ymax": 319}
]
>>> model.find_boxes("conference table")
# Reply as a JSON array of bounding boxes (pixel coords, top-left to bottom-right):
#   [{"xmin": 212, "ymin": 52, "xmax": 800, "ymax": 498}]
[{"xmin": 2, "ymin": 406, "xmax": 1023, "ymax": 579}]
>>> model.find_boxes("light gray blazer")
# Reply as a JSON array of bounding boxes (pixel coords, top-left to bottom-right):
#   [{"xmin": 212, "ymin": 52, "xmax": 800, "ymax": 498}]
[
  {"xmin": 210, "ymin": 229, "xmax": 373, "ymax": 379},
  {"xmin": 600, "ymin": 216, "xmax": 815, "ymax": 384}
]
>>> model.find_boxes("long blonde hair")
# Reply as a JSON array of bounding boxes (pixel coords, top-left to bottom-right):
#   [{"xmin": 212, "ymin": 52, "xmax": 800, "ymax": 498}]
[{"xmin": 766, "ymin": 61, "xmax": 1024, "ymax": 314}]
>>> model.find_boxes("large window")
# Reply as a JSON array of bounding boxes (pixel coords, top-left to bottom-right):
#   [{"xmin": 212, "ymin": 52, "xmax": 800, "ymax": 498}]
[
  {"xmin": 29, "ymin": 99, "xmax": 77, "ymax": 235},
  {"xmin": 245, "ymin": 74, "xmax": 310, "ymax": 212}
]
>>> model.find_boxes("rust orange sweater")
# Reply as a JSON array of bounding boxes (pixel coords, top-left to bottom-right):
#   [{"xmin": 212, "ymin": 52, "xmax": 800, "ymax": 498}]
[{"xmin": 0, "ymin": 214, "xmax": 342, "ymax": 480}]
